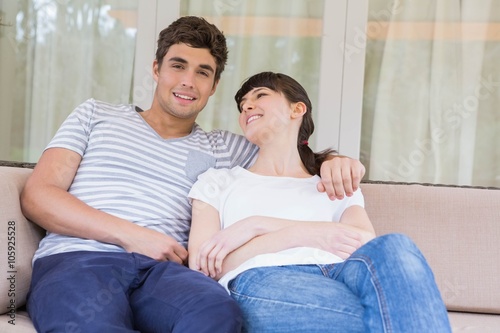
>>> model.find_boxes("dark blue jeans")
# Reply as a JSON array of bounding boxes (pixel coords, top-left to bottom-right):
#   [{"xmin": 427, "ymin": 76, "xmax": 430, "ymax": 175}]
[{"xmin": 27, "ymin": 251, "xmax": 242, "ymax": 333}]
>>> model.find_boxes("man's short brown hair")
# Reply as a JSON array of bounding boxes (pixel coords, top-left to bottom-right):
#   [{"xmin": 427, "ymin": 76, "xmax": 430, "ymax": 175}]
[{"xmin": 156, "ymin": 16, "xmax": 228, "ymax": 83}]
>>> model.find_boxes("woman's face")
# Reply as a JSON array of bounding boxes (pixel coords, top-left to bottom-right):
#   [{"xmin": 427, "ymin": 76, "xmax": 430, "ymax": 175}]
[{"xmin": 238, "ymin": 87, "xmax": 293, "ymax": 146}]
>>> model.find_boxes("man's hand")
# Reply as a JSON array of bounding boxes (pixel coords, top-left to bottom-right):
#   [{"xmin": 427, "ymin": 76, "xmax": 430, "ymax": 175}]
[
  {"xmin": 318, "ymin": 156, "xmax": 366, "ymax": 200},
  {"xmin": 121, "ymin": 227, "xmax": 188, "ymax": 265}
]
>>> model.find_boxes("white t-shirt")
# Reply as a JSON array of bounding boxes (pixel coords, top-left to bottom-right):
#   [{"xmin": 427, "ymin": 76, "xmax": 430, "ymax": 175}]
[{"xmin": 188, "ymin": 166, "xmax": 364, "ymax": 291}]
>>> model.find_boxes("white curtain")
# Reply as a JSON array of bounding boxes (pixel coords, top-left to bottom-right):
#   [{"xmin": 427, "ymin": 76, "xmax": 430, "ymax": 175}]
[
  {"xmin": 19, "ymin": 0, "xmax": 136, "ymax": 161},
  {"xmin": 362, "ymin": 0, "xmax": 500, "ymax": 187},
  {"xmin": 181, "ymin": 0, "xmax": 324, "ymax": 136}
]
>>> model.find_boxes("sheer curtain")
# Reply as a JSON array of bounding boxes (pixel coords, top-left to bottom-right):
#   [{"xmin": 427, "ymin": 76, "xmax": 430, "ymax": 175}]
[
  {"xmin": 2, "ymin": 0, "xmax": 325, "ymax": 162},
  {"xmin": 180, "ymin": 0, "xmax": 324, "ymax": 136},
  {"xmin": 3, "ymin": 0, "xmax": 137, "ymax": 162},
  {"xmin": 361, "ymin": 0, "xmax": 500, "ymax": 187}
]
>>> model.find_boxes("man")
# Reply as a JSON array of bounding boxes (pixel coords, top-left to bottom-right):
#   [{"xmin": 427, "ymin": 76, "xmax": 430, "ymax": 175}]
[{"xmin": 21, "ymin": 16, "xmax": 365, "ymax": 332}]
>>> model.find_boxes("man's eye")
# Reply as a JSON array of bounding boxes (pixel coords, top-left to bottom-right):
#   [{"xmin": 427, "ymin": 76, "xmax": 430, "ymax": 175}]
[{"xmin": 199, "ymin": 71, "xmax": 209, "ymax": 77}]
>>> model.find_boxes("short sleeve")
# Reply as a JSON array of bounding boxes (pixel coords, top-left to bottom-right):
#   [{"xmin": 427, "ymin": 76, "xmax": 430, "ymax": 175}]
[
  {"xmin": 188, "ymin": 168, "xmax": 230, "ymax": 210},
  {"xmin": 331, "ymin": 188, "xmax": 365, "ymax": 222},
  {"xmin": 45, "ymin": 99, "xmax": 96, "ymax": 156}
]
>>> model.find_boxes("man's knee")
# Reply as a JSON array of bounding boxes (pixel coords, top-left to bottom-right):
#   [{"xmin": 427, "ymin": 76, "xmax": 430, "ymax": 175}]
[
  {"xmin": 28, "ymin": 253, "xmax": 136, "ymax": 332},
  {"xmin": 175, "ymin": 291, "xmax": 243, "ymax": 332}
]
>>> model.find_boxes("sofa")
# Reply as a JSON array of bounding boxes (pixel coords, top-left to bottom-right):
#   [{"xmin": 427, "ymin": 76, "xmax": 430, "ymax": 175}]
[{"xmin": 1, "ymin": 163, "xmax": 499, "ymax": 332}]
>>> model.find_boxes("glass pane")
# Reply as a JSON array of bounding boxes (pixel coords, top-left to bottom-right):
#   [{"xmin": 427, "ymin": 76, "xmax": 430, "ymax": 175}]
[
  {"xmin": 0, "ymin": 0, "xmax": 138, "ymax": 162},
  {"xmin": 180, "ymin": 0, "xmax": 325, "ymax": 138},
  {"xmin": 361, "ymin": 0, "xmax": 500, "ymax": 187}
]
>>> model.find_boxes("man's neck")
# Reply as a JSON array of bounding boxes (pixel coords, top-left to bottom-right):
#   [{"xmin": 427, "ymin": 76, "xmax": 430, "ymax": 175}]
[{"xmin": 139, "ymin": 108, "xmax": 195, "ymax": 139}]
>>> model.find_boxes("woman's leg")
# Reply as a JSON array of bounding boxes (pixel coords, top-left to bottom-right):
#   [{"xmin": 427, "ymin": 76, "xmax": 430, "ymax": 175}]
[
  {"xmin": 229, "ymin": 265, "xmax": 365, "ymax": 333},
  {"xmin": 331, "ymin": 233, "xmax": 452, "ymax": 333}
]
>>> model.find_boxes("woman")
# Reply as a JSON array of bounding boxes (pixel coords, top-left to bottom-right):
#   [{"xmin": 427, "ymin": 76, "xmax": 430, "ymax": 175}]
[{"xmin": 188, "ymin": 72, "xmax": 451, "ymax": 332}]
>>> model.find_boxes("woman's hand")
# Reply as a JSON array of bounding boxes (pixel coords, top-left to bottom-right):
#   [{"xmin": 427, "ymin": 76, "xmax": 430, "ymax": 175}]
[
  {"xmin": 296, "ymin": 223, "xmax": 364, "ymax": 259},
  {"xmin": 196, "ymin": 216, "xmax": 259, "ymax": 278}
]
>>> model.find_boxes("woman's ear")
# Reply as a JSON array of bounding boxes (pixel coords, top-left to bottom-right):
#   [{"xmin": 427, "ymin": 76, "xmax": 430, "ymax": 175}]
[{"xmin": 291, "ymin": 102, "xmax": 307, "ymax": 119}]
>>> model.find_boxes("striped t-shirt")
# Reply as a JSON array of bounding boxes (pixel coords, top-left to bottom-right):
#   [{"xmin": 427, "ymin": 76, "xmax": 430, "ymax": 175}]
[{"xmin": 33, "ymin": 99, "xmax": 258, "ymax": 262}]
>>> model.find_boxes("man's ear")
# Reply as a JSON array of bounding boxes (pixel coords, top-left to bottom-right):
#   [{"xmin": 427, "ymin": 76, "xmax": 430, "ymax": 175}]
[
  {"xmin": 152, "ymin": 60, "xmax": 160, "ymax": 83},
  {"xmin": 210, "ymin": 79, "xmax": 219, "ymax": 96},
  {"xmin": 291, "ymin": 102, "xmax": 307, "ymax": 119}
]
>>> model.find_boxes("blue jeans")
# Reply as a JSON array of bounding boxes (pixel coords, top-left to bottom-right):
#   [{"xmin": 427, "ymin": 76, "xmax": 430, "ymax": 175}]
[
  {"xmin": 228, "ymin": 233, "xmax": 451, "ymax": 333},
  {"xmin": 28, "ymin": 251, "xmax": 242, "ymax": 333}
]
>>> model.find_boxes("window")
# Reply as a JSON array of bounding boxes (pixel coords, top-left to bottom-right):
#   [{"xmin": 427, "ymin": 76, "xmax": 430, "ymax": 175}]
[
  {"xmin": 0, "ymin": 0, "xmax": 138, "ymax": 162},
  {"xmin": 2, "ymin": 0, "xmax": 354, "ymax": 163},
  {"xmin": 180, "ymin": 0, "xmax": 326, "ymax": 139},
  {"xmin": 360, "ymin": 0, "xmax": 500, "ymax": 187}
]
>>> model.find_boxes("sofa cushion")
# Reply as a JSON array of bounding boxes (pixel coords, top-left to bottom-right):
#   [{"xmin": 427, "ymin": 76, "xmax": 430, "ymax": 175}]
[
  {"xmin": 361, "ymin": 182, "xmax": 500, "ymax": 315},
  {"xmin": 0, "ymin": 167, "xmax": 44, "ymax": 315},
  {"xmin": 0, "ymin": 310, "xmax": 36, "ymax": 332},
  {"xmin": 448, "ymin": 311, "xmax": 500, "ymax": 333}
]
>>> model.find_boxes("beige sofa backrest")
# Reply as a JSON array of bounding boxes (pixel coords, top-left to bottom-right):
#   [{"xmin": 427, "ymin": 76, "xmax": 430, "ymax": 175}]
[
  {"xmin": 0, "ymin": 166, "xmax": 44, "ymax": 315},
  {"xmin": 361, "ymin": 182, "xmax": 500, "ymax": 315},
  {"xmin": 1, "ymin": 165, "xmax": 499, "ymax": 318}
]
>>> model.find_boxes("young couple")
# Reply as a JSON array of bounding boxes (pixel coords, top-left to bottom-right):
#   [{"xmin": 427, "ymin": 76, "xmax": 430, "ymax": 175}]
[{"xmin": 21, "ymin": 15, "xmax": 451, "ymax": 332}]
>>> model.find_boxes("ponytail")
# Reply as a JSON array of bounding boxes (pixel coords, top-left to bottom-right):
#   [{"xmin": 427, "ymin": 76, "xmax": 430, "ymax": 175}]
[{"xmin": 298, "ymin": 140, "xmax": 337, "ymax": 177}]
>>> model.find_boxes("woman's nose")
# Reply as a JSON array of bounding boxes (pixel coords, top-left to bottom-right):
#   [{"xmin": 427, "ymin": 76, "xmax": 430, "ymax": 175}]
[{"xmin": 241, "ymin": 102, "xmax": 253, "ymax": 112}]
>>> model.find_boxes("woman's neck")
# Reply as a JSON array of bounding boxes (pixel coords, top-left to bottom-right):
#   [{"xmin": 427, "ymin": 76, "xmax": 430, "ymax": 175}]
[{"xmin": 249, "ymin": 145, "xmax": 311, "ymax": 178}]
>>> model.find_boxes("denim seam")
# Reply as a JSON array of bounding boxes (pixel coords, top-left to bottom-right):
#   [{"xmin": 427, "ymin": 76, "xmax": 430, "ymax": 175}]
[
  {"xmin": 229, "ymin": 290, "xmax": 363, "ymax": 318},
  {"xmin": 317, "ymin": 264, "xmax": 332, "ymax": 277},
  {"xmin": 334, "ymin": 255, "xmax": 393, "ymax": 333}
]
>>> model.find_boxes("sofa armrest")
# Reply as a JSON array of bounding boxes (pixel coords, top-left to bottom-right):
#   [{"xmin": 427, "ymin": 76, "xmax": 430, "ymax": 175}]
[{"xmin": 0, "ymin": 166, "xmax": 45, "ymax": 315}]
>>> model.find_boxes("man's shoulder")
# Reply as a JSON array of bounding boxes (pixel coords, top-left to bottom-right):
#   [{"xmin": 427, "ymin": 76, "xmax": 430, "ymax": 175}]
[
  {"xmin": 192, "ymin": 125, "xmax": 246, "ymax": 143},
  {"xmin": 194, "ymin": 123, "xmax": 243, "ymax": 138},
  {"xmin": 71, "ymin": 98, "xmax": 134, "ymax": 117},
  {"xmin": 192, "ymin": 125, "xmax": 228, "ymax": 137},
  {"xmin": 90, "ymin": 99, "xmax": 134, "ymax": 112}
]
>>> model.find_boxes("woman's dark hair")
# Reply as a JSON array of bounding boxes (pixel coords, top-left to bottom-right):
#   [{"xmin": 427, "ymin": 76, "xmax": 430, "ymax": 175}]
[
  {"xmin": 155, "ymin": 16, "xmax": 228, "ymax": 83},
  {"xmin": 234, "ymin": 72, "xmax": 337, "ymax": 176}
]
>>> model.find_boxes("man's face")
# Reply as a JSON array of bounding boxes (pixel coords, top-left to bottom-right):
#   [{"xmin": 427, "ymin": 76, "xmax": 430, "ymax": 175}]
[{"xmin": 153, "ymin": 43, "xmax": 218, "ymax": 121}]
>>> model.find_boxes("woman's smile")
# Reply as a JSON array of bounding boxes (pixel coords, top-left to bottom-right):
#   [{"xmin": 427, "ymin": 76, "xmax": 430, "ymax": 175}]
[{"xmin": 246, "ymin": 114, "xmax": 262, "ymax": 125}]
